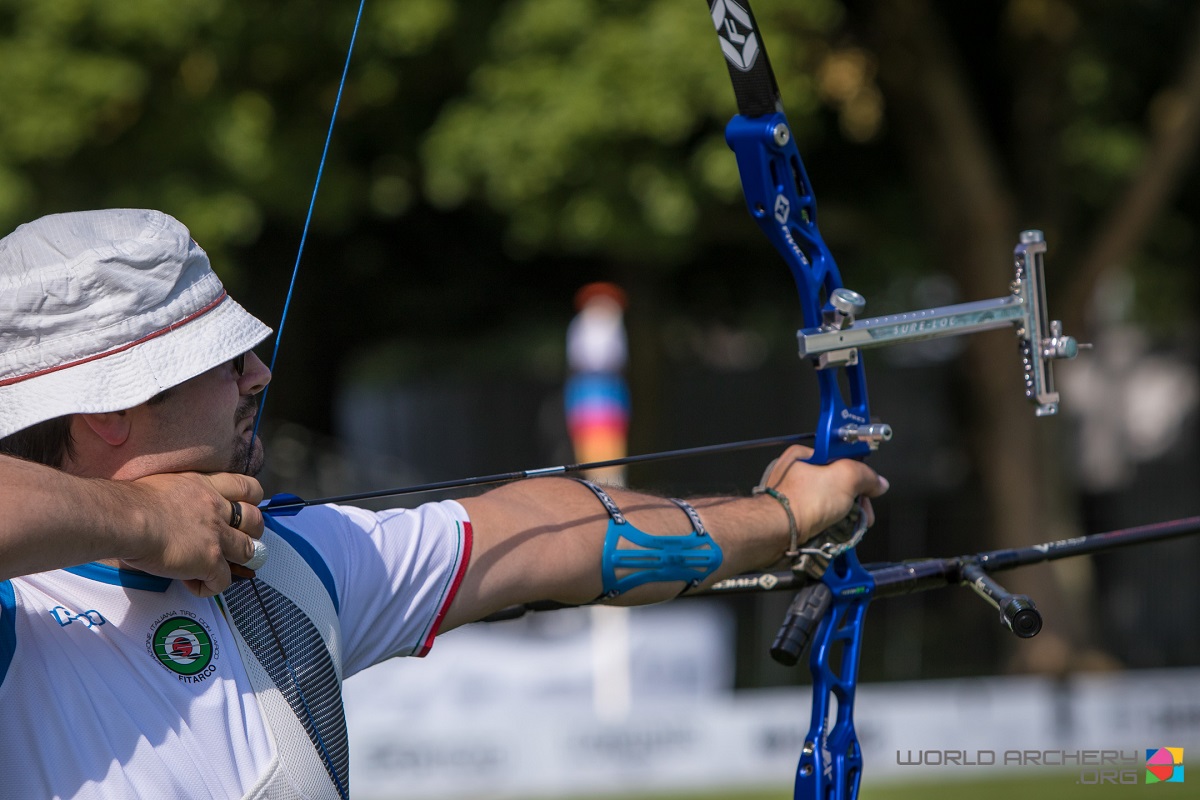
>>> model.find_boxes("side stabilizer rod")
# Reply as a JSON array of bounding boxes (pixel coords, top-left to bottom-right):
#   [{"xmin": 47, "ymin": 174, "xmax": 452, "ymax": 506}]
[{"xmin": 480, "ymin": 516, "xmax": 1200, "ymax": 635}]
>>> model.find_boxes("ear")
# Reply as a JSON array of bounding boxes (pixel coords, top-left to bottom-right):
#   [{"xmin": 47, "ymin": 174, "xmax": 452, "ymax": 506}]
[{"xmin": 78, "ymin": 411, "xmax": 131, "ymax": 446}]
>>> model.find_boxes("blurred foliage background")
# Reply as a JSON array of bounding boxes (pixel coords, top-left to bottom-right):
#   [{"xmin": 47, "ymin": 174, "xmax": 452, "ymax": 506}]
[{"xmin": 3, "ymin": 0, "xmax": 1199, "ymax": 679}]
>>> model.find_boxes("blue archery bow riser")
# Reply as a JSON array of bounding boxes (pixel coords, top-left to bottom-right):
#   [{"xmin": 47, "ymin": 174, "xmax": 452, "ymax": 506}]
[{"xmin": 706, "ymin": 2, "xmax": 1083, "ymax": 799}]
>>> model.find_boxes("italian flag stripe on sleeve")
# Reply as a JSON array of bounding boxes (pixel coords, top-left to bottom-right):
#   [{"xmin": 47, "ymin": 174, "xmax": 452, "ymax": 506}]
[{"xmin": 417, "ymin": 521, "xmax": 472, "ymax": 657}]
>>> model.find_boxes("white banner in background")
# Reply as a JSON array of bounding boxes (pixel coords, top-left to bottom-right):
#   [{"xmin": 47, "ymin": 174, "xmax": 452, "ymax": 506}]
[{"xmin": 343, "ymin": 604, "xmax": 1200, "ymax": 799}]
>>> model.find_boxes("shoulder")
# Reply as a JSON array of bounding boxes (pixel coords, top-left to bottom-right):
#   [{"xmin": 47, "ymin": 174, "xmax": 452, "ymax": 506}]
[
  {"xmin": 260, "ymin": 501, "xmax": 470, "ymax": 603},
  {"xmin": 267, "ymin": 500, "xmax": 468, "ymax": 543}
]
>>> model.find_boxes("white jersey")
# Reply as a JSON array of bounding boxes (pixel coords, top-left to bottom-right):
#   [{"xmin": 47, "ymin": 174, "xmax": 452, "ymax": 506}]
[{"xmin": 0, "ymin": 500, "xmax": 472, "ymax": 800}]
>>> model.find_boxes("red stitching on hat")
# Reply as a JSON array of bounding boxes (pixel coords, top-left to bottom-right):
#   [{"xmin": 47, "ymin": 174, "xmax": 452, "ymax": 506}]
[{"xmin": 0, "ymin": 290, "xmax": 229, "ymax": 388}]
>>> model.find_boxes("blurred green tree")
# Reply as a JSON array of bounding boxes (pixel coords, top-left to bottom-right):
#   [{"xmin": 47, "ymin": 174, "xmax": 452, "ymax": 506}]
[{"xmin": 3, "ymin": 0, "xmax": 1199, "ymax": 671}]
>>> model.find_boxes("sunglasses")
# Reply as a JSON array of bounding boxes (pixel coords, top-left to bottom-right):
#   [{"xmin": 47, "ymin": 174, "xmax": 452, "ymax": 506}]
[{"xmin": 232, "ymin": 352, "xmax": 246, "ymax": 376}]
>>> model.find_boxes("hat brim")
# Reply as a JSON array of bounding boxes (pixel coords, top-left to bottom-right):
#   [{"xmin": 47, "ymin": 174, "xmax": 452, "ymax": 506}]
[{"xmin": 0, "ymin": 295, "xmax": 272, "ymax": 439}]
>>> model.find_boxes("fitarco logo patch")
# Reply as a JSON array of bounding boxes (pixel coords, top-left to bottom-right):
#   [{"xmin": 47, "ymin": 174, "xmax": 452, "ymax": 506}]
[{"xmin": 147, "ymin": 612, "xmax": 219, "ymax": 682}]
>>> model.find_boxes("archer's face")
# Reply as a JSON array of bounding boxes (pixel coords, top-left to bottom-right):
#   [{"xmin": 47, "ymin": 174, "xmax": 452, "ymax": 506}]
[{"xmin": 115, "ymin": 351, "xmax": 272, "ymax": 478}]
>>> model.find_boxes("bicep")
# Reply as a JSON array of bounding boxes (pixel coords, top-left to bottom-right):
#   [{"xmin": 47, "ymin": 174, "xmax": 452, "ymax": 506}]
[{"xmin": 444, "ymin": 481, "xmax": 607, "ymax": 629}]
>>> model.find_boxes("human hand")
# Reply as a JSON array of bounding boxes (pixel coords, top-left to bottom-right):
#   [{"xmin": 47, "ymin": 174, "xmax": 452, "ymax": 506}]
[
  {"xmin": 758, "ymin": 445, "xmax": 888, "ymax": 545},
  {"xmin": 123, "ymin": 472, "xmax": 265, "ymax": 597}
]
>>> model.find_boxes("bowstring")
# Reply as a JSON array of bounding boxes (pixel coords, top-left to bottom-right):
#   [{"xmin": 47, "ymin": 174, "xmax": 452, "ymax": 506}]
[
  {"xmin": 245, "ymin": 0, "xmax": 367, "ymax": 475},
  {"xmin": 235, "ymin": 4, "xmax": 366, "ymax": 797}
]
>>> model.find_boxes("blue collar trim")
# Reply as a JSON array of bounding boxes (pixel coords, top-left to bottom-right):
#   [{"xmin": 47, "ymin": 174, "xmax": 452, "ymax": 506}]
[{"xmin": 63, "ymin": 563, "xmax": 172, "ymax": 592}]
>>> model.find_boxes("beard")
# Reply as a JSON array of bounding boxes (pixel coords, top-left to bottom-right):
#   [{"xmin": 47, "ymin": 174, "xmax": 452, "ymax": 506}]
[
  {"xmin": 230, "ymin": 433, "xmax": 265, "ymax": 476},
  {"xmin": 229, "ymin": 396, "xmax": 265, "ymax": 476}
]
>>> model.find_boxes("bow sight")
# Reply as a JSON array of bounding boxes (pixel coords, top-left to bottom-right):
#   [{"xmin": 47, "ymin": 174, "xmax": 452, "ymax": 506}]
[{"xmin": 797, "ymin": 228, "xmax": 1082, "ymax": 418}]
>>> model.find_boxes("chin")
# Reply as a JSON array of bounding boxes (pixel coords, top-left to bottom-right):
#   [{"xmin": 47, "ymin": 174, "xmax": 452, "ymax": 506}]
[{"xmin": 231, "ymin": 437, "xmax": 265, "ymax": 477}]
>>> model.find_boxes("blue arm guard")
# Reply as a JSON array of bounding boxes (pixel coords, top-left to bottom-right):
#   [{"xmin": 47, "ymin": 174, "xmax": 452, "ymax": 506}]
[{"xmin": 574, "ymin": 479, "xmax": 724, "ymax": 599}]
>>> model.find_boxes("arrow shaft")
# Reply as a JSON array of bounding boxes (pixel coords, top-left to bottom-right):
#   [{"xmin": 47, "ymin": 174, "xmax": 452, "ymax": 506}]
[{"xmin": 266, "ymin": 431, "xmax": 815, "ymax": 511}]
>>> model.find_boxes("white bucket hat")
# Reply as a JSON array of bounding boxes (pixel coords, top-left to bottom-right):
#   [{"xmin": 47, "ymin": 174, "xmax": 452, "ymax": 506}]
[{"xmin": 0, "ymin": 209, "xmax": 273, "ymax": 438}]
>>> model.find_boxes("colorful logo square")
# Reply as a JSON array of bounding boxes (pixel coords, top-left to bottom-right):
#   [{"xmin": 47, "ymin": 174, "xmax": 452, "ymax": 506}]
[{"xmin": 1146, "ymin": 747, "xmax": 1184, "ymax": 784}]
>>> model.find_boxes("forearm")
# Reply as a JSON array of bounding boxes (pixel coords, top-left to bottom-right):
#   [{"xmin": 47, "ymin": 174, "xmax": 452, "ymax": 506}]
[
  {"xmin": 0, "ymin": 455, "xmax": 264, "ymax": 596},
  {"xmin": 446, "ymin": 446, "xmax": 887, "ymax": 630},
  {"xmin": 449, "ymin": 478, "xmax": 792, "ymax": 625},
  {"xmin": 0, "ymin": 456, "xmax": 151, "ymax": 579},
  {"xmin": 599, "ymin": 490, "xmax": 794, "ymax": 602}
]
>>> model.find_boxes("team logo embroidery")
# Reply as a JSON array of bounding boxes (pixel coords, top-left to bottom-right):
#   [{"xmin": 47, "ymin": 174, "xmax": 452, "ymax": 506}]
[
  {"xmin": 147, "ymin": 612, "xmax": 220, "ymax": 681},
  {"xmin": 50, "ymin": 606, "xmax": 106, "ymax": 628}
]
